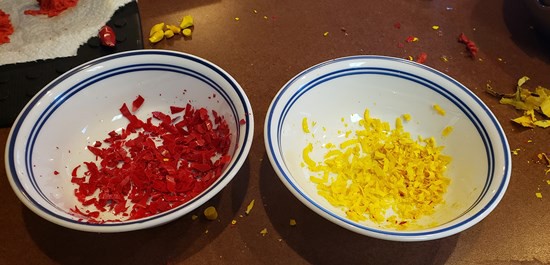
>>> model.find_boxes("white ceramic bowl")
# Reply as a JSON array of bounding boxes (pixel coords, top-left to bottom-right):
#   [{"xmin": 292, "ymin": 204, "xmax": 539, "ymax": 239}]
[
  {"xmin": 265, "ymin": 56, "xmax": 511, "ymax": 241},
  {"xmin": 5, "ymin": 50, "xmax": 254, "ymax": 233}
]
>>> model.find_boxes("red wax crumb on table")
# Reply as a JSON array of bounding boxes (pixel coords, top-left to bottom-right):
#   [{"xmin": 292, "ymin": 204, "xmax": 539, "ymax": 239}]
[
  {"xmin": 393, "ymin": 22, "xmax": 401, "ymax": 29},
  {"xmin": 70, "ymin": 95, "xmax": 232, "ymax": 222},
  {"xmin": 416, "ymin": 52, "xmax": 428, "ymax": 64},
  {"xmin": 24, "ymin": 0, "xmax": 79, "ymax": 17},
  {"xmin": 458, "ymin": 32, "xmax": 478, "ymax": 58},
  {"xmin": 0, "ymin": 9, "xmax": 14, "ymax": 45}
]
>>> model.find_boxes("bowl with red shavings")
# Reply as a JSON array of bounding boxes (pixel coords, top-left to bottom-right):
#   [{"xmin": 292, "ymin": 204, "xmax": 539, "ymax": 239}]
[{"xmin": 5, "ymin": 50, "xmax": 254, "ymax": 232}]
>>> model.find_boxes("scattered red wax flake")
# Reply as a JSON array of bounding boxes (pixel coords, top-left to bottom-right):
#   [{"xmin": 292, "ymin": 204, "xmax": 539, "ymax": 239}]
[
  {"xmin": 132, "ymin": 95, "xmax": 145, "ymax": 112},
  {"xmin": 24, "ymin": 0, "xmax": 79, "ymax": 17},
  {"xmin": 170, "ymin": 106, "xmax": 186, "ymax": 114},
  {"xmin": 393, "ymin": 22, "xmax": 401, "ymax": 29},
  {"xmin": 416, "ymin": 52, "xmax": 428, "ymax": 64},
  {"xmin": 240, "ymin": 118, "xmax": 246, "ymax": 125},
  {"xmin": 405, "ymin": 35, "xmax": 418, "ymax": 43},
  {"xmin": 458, "ymin": 33, "xmax": 478, "ymax": 58},
  {"xmin": 54, "ymin": 170, "xmax": 60, "ymax": 175},
  {"xmin": 71, "ymin": 165, "xmax": 81, "ymax": 177},
  {"xmin": 0, "ymin": 9, "xmax": 14, "ymax": 45},
  {"xmin": 70, "ymin": 96, "xmax": 232, "ymax": 222}
]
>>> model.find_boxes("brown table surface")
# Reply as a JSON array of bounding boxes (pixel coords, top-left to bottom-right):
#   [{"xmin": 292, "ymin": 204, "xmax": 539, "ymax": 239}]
[{"xmin": 2, "ymin": 0, "xmax": 550, "ymax": 264}]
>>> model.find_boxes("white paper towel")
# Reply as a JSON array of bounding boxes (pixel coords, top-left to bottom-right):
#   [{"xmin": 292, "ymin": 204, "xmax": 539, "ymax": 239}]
[{"xmin": 0, "ymin": 0, "xmax": 133, "ymax": 66}]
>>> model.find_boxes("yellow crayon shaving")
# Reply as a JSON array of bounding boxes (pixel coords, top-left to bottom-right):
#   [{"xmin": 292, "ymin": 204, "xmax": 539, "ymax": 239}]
[
  {"xmin": 182, "ymin": 28, "xmax": 192, "ymax": 37},
  {"xmin": 180, "ymin": 15, "xmax": 194, "ymax": 29},
  {"xmin": 402, "ymin": 113, "xmax": 412, "ymax": 122},
  {"xmin": 433, "ymin": 104, "xmax": 446, "ymax": 116},
  {"xmin": 260, "ymin": 228, "xmax": 268, "ymax": 236},
  {"xmin": 442, "ymin": 126, "xmax": 453, "ymax": 137},
  {"xmin": 302, "ymin": 117, "xmax": 310, "ymax": 133},
  {"xmin": 164, "ymin": 30, "xmax": 174, "ymax": 38},
  {"xmin": 191, "ymin": 214, "xmax": 198, "ymax": 220},
  {"xmin": 245, "ymin": 199, "xmax": 255, "ymax": 215},
  {"xmin": 536, "ymin": 192, "xmax": 543, "ymax": 199},
  {"xmin": 289, "ymin": 219, "xmax": 297, "ymax": 226},
  {"xmin": 204, "ymin": 206, "xmax": 218, "ymax": 220},
  {"xmin": 149, "ymin": 22, "xmax": 165, "ymax": 37},
  {"xmin": 165, "ymin": 24, "xmax": 181, "ymax": 34},
  {"xmin": 148, "ymin": 29, "xmax": 164, "ymax": 43},
  {"xmin": 487, "ymin": 76, "xmax": 550, "ymax": 128},
  {"xmin": 303, "ymin": 108, "xmax": 451, "ymax": 228}
]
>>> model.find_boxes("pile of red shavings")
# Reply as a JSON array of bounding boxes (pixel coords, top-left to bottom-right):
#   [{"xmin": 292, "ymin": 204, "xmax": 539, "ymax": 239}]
[
  {"xmin": 0, "ymin": 9, "xmax": 14, "ymax": 45},
  {"xmin": 24, "ymin": 0, "xmax": 79, "ymax": 17},
  {"xmin": 458, "ymin": 32, "xmax": 478, "ymax": 58},
  {"xmin": 70, "ymin": 95, "xmax": 232, "ymax": 223}
]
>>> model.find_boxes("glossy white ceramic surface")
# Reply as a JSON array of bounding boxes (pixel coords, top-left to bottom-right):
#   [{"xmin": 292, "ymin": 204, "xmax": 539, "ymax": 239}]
[{"xmin": 264, "ymin": 56, "xmax": 511, "ymax": 241}]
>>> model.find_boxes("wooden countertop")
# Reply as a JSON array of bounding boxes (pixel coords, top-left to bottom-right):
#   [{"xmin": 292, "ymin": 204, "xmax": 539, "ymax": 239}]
[{"xmin": 2, "ymin": 0, "xmax": 550, "ymax": 264}]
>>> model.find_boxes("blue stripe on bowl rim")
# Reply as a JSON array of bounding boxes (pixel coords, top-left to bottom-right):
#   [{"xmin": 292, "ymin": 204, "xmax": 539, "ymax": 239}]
[
  {"xmin": 7, "ymin": 50, "xmax": 252, "ymax": 227},
  {"xmin": 266, "ymin": 55, "xmax": 511, "ymax": 238}
]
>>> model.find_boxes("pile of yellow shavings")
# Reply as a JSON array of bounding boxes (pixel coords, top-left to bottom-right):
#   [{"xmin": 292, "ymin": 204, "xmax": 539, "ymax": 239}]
[
  {"xmin": 487, "ymin": 76, "xmax": 550, "ymax": 128},
  {"xmin": 302, "ymin": 108, "xmax": 451, "ymax": 229}
]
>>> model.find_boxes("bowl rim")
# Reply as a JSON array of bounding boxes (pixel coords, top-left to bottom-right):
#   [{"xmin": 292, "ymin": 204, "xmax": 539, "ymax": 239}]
[
  {"xmin": 5, "ymin": 49, "xmax": 254, "ymax": 232},
  {"xmin": 264, "ymin": 55, "xmax": 512, "ymax": 241}
]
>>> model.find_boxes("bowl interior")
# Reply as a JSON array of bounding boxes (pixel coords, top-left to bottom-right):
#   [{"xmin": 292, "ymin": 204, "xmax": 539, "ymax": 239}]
[
  {"xmin": 266, "ymin": 56, "xmax": 510, "ymax": 240},
  {"xmin": 6, "ymin": 50, "xmax": 253, "ymax": 231}
]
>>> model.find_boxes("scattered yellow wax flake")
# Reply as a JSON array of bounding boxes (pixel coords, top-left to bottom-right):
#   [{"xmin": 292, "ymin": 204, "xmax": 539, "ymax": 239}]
[
  {"xmin": 166, "ymin": 24, "xmax": 181, "ymax": 34},
  {"xmin": 192, "ymin": 214, "xmax": 199, "ymax": 220},
  {"xmin": 253, "ymin": 9, "xmax": 258, "ymax": 14},
  {"xmin": 263, "ymin": 16, "xmax": 268, "ymax": 20},
  {"xmin": 536, "ymin": 192, "xmax": 543, "ymax": 198},
  {"xmin": 245, "ymin": 199, "xmax": 255, "ymax": 215},
  {"xmin": 402, "ymin": 113, "xmax": 412, "ymax": 121},
  {"xmin": 324, "ymin": 142, "xmax": 334, "ymax": 149},
  {"xmin": 432, "ymin": 25, "xmax": 440, "ymax": 30},
  {"xmin": 182, "ymin": 28, "xmax": 192, "ymax": 37},
  {"xmin": 289, "ymin": 219, "xmax": 297, "ymax": 226},
  {"xmin": 433, "ymin": 104, "xmax": 446, "ymax": 116},
  {"xmin": 302, "ymin": 117, "xmax": 310, "ymax": 133},
  {"xmin": 303, "ymin": 108, "xmax": 451, "ymax": 228},
  {"xmin": 234, "ymin": 17, "xmax": 240, "ymax": 21},
  {"xmin": 527, "ymin": 139, "xmax": 533, "ymax": 143},
  {"xmin": 539, "ymin": 153, "xmax": 550, "ymax": 166},
  {"xmin": 323, "ymin": 31, "xmax": 329, "ymax": 37},
  {"xmin": 440, "ymin": 56, "xmax": 449, "ymax": 62},
  {"xmin": 149, "ymin": 22, "xmax": 165, "ymax": 36},
  {"xmin": 204, "ymin": 206, "xmax": 218, "ymax": 220},
  {"xmin": 260, "ymin": 228, "xmax": 268, "ymax": 236},
  {"xmin": 149, "ymin": 30, "xmax": 164, "ymax": 43},
  {"xmin": 407, "ymin": 55, "xmax": 414, "ymax": 61},
  {"xmin": 511, "ymin": 148, "xmax": 521, "ymax": 155},
  {"xmin": 180, "ymin": 15, "xmax": 194, "ymax": 29},
  {"xmin": 442, "ymin": 126, "xmax": 453, "ymax": 137},
  {"xmin": 488, "ymin": 76, "xmax": 550, "ymax": 128},
  {"xmin": 546, "ymin": 180, "xmax": 550, "ymax": 185},
  {"xmin": 231, "ymin": 219, "xmax": 237, "ymax": 225},
  {"xmin": 164, "ymin": 30, "xmax": 175, "ymax": 38},
  {"xmin": 412, "ymin": 37, "xmax": 419, "ymax": 42}
]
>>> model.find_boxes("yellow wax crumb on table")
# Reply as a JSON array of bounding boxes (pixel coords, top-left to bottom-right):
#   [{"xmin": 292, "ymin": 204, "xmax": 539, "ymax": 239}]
[
  {"xmin": 231, "ymin": 219, "xmax": 237, "ymax": 225},
  {"xmin": 245, "ymin": 199, "xmax": 255, "ymax": 215},
  {"xmin": 536, "ymin": 192, "xmax": 543, "ymax": 199},
  {"xmin": 303, "ymin": 108, "xmax": 451, "ymax": 228},
  {"xmin": 511, "ymin": 148, "xmax": 521, "ymax": 155},
  {"xmin": 302, "ymin": 117, "xmax": 310, "ymax": 133},
  {"xmin": 323, "ymin": 31, "xmax": 329, "ymax": 37},
  {"xmin": 182, "ymin": 28, "xmax": 192, "ymax": 37},
  {"xmin": 260, "ymin": 228, "xmax": 268, "ymax": 236},
  {"xmin": 402, "ymin": 113, "xmax": 412, "ymax": 122},
  {"xmin": 191, "ymin": 214, "xmax": 199, "ymax": 220},
  {"xmin": 487, "ymin": 76, "xmax": 550, "ymax": 128},
  {"xmin": 149, "ymin": 22, "xmax": 165, "ymax": 37},
  {"xmin": 442, "ymin": 126, "xmax": 453, "ymax": 137},
  {"xmin": 433, "ymin": 104, "xmax": 446, "ymax": 116},
  {"xmin": 180, "ymin": 15, "xmax": 194, "ymax": 29},
  {"xmin": 204, "ymin": 206, "xmax": 218, "ymax": 220},
  {"xmin": 289, "ymin": 219, "xmax": 297, "ymax": 226}
]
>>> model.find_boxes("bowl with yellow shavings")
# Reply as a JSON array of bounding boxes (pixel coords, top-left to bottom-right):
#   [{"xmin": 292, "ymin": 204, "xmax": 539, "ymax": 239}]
[{"xmin": 264, "ymin": 56, "xmax": 512, "ymax": 241}]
